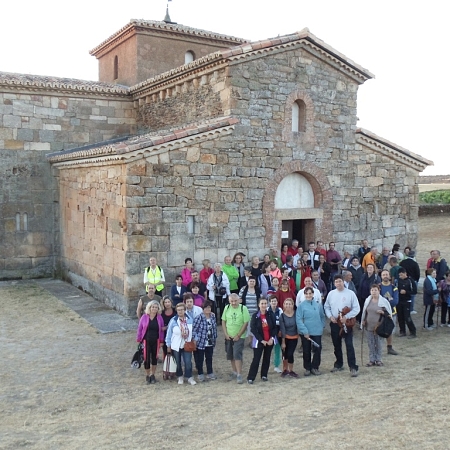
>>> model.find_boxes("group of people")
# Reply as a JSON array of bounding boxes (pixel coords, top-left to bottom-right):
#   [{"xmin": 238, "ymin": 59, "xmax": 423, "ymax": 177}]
[{"xmin": 135, "ymin": 240, "xmax": 449, "ymax": 385}]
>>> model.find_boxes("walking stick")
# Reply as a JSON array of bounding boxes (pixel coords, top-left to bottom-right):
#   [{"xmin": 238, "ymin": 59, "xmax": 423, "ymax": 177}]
[
  {"xmin": 436, "ymin": 303, "xmax": 440, "ymax": 331},
  {"xmin": 360, "ymin": 326, "xmax": 364, "ymax": 364}
]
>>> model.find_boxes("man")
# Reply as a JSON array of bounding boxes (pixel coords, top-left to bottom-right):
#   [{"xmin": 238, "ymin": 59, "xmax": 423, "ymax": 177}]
[
  {"xmin": 296, "ymin": 277, "xmax": 322, "ymax": 307},
  {"xmin": 288, "ymin": 239, "xmax": 300, "ymax": 256},
  {"xmin": 270, "ymin": 248, "xmax": 283, "ymax": 269},
  {"xmin": 136, "ymin": 284, "xmax": 162, "ymax": 319},
  {"xmin": 397, "ymin": 267, "xmax": 417, "ymax": 338},
  {"xmin": 377, "ymin": 247, "xmax": 391, "ymax": 272},
  {"xmin": 307, "ymin": 242, "xmax": 320, "ymax": 270},
  {"xmin": 358, "ymin": 239, "xmax": 370, "ymax": 264},
  {"xmin": 326, "ymin": 242, "xmax": 342, "ymax": 279},
  {"xmin": 380, "ymin": 270, "xmax": 399, "ymax": 355},
  {"xmin": 282, "ymin": 254, "xmax": 295, "ymax": 276},
  {"xmin": 348, "ymin": 256, "xmax": 364, "ymax": 291},
  {"xmin": 400, "ymin": 250, "xmax": 420, "ymax": 314},
  {"xmin": 184, "ymin": 295, "xmax": 203, "ymax": 320},
  {"xmin": 222, "ymin": 293, "xmax": 251, "ymax": 384},
  {"xmin": 292, "ymin": 247, "xmax": 305, "ymax": 267},
  {"xmin": 281, "ymin": 267, "xmax": 296, "ymax": 293},
  {"xmin": 362, "ymin": 247, "xmax": 378, "ymax": 272},
  {"xmin": 324, "ymin": 274, "xmax": 360, "ymax": 377},
  {"xmin": 316, "ymin": 241, "xmax": 327, "ymax": 257},
  {"xmin": 143, "ymin": 257, "xmax": 165, "ymax": 296},
  {"xmin": 342, "ymin": 270, "xmax": 357, "ymax": 295},
  {"xmin": 187, "ymin": 270, "xmax": 207, "ymax": 299},
  {"xmin": 428, "ymin": 250, "xmax": 448, "ymax": 282},
  {"xmin": 311, "ymin": 270, "xmax": 327, "ymax": 302},
  {"xmin": 222, "ymin": 256, "xmax": 240, "ymax": 294},
  {"xmin": 389, "ymin": 257, "xmax": 400, "ymax": 282}
]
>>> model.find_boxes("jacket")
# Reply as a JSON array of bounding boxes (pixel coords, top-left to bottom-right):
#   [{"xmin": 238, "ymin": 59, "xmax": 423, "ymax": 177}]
[
  {"xmin": 250, "ymin": 309, "xmax": 278, "ymax": 348},
  {"xmin": 206, "ymin": 271, "xmax": 230, "ymax": 301},
  {"xmin": 296, "ymin": 299, "xmax": 325, "ymax": 336},
  {"xmin": 192, "ymin": 312, "xmax": 217, "ymax": 350},
  {"xmin": 423, "ymin": 277, "xmax": 439, "ymax": 306},
  {"xmin": 136, "ymin": 313, "xmax": 165, "ymax": 342},
  {"xmin": 360, "ymin": 295, "xmax": 393, "ymax": 329},
  {"xmin": 399, "ymin": 257, "xmax": 420, "ymax": 282}
]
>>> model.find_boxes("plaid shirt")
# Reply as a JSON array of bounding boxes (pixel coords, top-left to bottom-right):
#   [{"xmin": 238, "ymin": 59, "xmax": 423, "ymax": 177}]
[{"xmin": 193, "ymin": 313, "xmax": 217, "ymax": 350}]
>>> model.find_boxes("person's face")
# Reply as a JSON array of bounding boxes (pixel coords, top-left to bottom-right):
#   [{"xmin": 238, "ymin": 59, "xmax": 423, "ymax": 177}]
[
  {"xmin": 150, "ymin": 304, "xmax": 159, "ymax": 314},
  {"xmin": 370, "ymin": 287, "xmax": 380, "ymax": 296},
  {"xmin": 259, "ymin": 299, "xmax": 268, "ymax": 312},
  {"xmin": 381, "ymin": 271, "xmax": 390, "ymax": 282},
  {"xmin": 281, "ymin": 282, "xmax": 289, "ymax": 291},
  {"xmin": 351, "ymin": 258, "xmax": 359, "ymax": 267},
  {"xmin": 163, "ymin": 298, "xmax": 172, "ymax": 308},
  {"xmin": 229, "ymin": 296, "xmax": 239, "ymax": 307},
  {"xmin": 215, "ymin": 265, "xmax": 221, "ymax": 274},
  {"xmin": 185, "ymin": 298, "xmax": 194, "ymax": 309},
  {"xmin": 270, "ymin": 262, "xmax": 277, "ymax": 270},
  {"xmin": 224, "ymin": 256, "xmax": 231, "ymax": 265},
  {"xmin": 176, "ymin": 306, "xmax": 185, "ymax": 317},
  {"xmin": 405, "ymin": 248, "xmax": 410, "ymax": 255},
  {"xmin": 363, "ymin": 240, "xmax": 368, "ymax": 248},
  {"xmin": 302, "ymin": 254, "xmax": 308, "ymax": 262},
  {"xmin": 244, "ymin": 270, "xmax": 251, "ymax": 278},
  {"xmin": 147, "ymin": 285, "xmax": 155, "ymax": 294},
  {"xmin": 264, "ymin": 265, "xmax": 270, "ymax": 274},
  {"xmin": 446, "ymin": 274, "xmax": 450, "ymax": 281},
  {"xmin": 270, "ymin": 298, "xmax": 278, "ymax": 309},
  {"xmin": 235, "ymin": 255, "xmax": 242, "ymax": 263},
  {"xmin": 283, "ymin": 300, "xmax": 293, "ymax": 311},
  {"xmin": 297, "ymin": 261, "xmax": 302, "ymax": 269},
  {"xmin": 186, "ymin": 260, "xmax": 192, "ymax": 268},
  {"xmin": 309, "ymin": 243, "xmax": 315, "ymax": 252},
  {"xmin": 203, "ymin": 306, "xmax": 211, "ymax": 315},
  {"xmin": 282, "ymin": 245, "xmax": 288, "ymax": 252},
  {"xmin": 192, "ymin": 286, "xmax": 199, "ymax": 294},
  {"xmin": 176, "ymin": 277, "xmax": 182, "ymax": 285},
  {"xmin": 271, "ymin": 249, "xmax": 278, "ymax": 256},
  {"xmin": 264, "ymin": 255, "xmax": 270, "ymax": 263},
  {"xmin": 292, "ymin": 241, "xmax": 298, "ymax": 249},
  {"xmin": 248, "ymin": 279, "xmax": 256, "ymax": 287},
  {"xmin": 317, "ymin": 242, "xmax": 323, "ymax": 250},
  {"xmin": 272, "ymin": 278, "xmax": 279, "ymax": 287},
  {"xmin": 149, "ymin": 257, "xmax": 156, "ymax": 266},
  {"xmin": 344, "ymin": 273, "xmax": 352, "ymax": 282},
  {"xmin": 192, "ymin": 272, "xmax": 199, "ymax": 281},
  {"xmin": 304, "ymin": 290, "xmax": 314, "ymax": 301},
  {"xmin": 371, "ymin": 248, "xmax": 378, "ymax": 256},
  {"xmin": 304, "ymin": 278, "xmax": 312, "ymax": 287},
  {"xmin": 252, "ymin": 257, "xmax": 259, "ymax": 266},
  {"xmin": 432, "ymin": 251, "xmax": 439, "ymax": 260},
  {"xmin": 399, "ymin": 272, "xmax": 407, "ymax": 280},
  {"xmin": 367, "ymin": 265, "xmax": 374, "ymax": 276},
  {"xmin": 329, "ymin": 243, "xmax": 335, "ymax": 250},
  {"xmin": 311, "ymin": 272, "xmax": 319, "ymax": 282},
  {"xmin": 282, "ymin": 270, "xmax": 289, "ymax": 279},
  {"xmin": 431, "ymin": 270, "xmax": 437, "ymax": 278},
  {"xmin": 382, "ymin": 248, "xmax": 390, "ymax": 255},
  {"xmin": 334, "ymin": 278, "xmax": 344, "ymax": 290},
  {"xmin": 319, "ymin": 255, "xmax": 325, "ymax": 263}
]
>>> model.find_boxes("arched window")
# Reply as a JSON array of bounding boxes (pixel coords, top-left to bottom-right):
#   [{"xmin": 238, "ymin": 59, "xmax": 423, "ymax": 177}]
[
  {"xmin": 23, "ymin": 213, "xmax": 28, "ymax": 231},
  {"xmin": 113, "ymin": 55, "xmax": 118, "ymax": 80},
  {"xmin": 16, "ymin": 213, "xmax": 21, "ymax": 231},
  {"xmin": 292, "ymin": 100, "xmax": 306, "ymax": 132},
  {"xmin": 185, "ymin": 51, "xmax": 195, "ymax": 64}
]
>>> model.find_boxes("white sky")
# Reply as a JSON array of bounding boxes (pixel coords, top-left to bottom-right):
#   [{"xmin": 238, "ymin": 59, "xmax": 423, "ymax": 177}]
[{"xmin": 1, "ymin": 0, "xmax": 447, "ymax": 175}]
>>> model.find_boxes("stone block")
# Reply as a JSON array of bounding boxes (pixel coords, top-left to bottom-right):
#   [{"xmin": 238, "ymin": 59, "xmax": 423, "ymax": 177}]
[
  {"xmin": 125, "ymin": 235, "xmax": 151, "ymax": 252},
  {"xmin": 190, "ymin": 163, "xmax": 212, "ymax": 176},
  {"xmin": 157, "ymin": 194, "xmax": 176, "ymax": 207},
  {"xmin": 138, "ymin": 207, "xmax": 162, "ymax": 223},
  {"xmin": 151, "ymin": 236, "xmax": 169, "ymax": 252},
  {"xmin": 200, "ymin": 154, "xmax": 217, "ymax": 164}
]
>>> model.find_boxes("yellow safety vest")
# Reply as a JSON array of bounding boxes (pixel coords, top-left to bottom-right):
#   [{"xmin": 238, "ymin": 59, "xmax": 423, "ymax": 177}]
[{"xmin": 145, "ymin": 266, "xmax": 164, "ymax": 292}]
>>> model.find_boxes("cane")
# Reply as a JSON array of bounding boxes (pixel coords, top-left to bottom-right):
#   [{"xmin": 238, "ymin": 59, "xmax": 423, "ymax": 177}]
[
  {"xmin": 436, "ymin": 303, "xmax": 441, "ymax": 331},
  {"xmin": 360, "ymin": 326, "xmax": 364, "ymax": 364}
]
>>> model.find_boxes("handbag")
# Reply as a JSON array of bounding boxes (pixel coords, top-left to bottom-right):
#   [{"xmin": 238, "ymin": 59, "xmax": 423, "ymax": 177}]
[
  {"xmin": 184, "ymin": 340, "xmax": 197, "ymax": 352},
  {"xmin": 376, "ymin": 311, "xmax": 395, "ymax": 338},
  {"xmin": 163, "ymin": 354, "xmax": 177, "ymax": 380},
  {"xmin": 131, "ymin": 342, "xmax": 144, "ymax": 369}
]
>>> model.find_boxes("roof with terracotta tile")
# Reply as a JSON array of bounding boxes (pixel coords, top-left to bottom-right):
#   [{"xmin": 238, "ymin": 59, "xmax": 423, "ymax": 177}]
[
  {"xmin": 46, "ymin": 116, "xmax": 239, "ymax": 164},
  {"xmin": 0, "ymin": 71, "xmax": 130, "ymax": 96},
  {"xmin": 90, "ymin": 19, "xmax": 249, "ymax": 56},
  {"xmin": 356, "ymin": 128, "xmax": 432, "ymax": 170}
]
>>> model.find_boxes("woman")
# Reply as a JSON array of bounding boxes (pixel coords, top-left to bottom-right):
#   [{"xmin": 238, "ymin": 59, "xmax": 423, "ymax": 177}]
[
  {"xmin": 361, "ymin": 284, "xmax": 392, "ymax": 366},
  {"xmin": 190, "ymin": 282, "xmax": 205, "ymax": 307},
  {"xmin": 239, "ymin": 277, "xmax": 261, "ymax": 317},
  {"xmin": 267, "ymin": 277, "xmax": 280, "ymax": 296},
  {"xmin": 136, "ymin": 300, "xmax": 165, "ymax": 384},
  {"xmin": 269, "ymin": 259, "xmax": 282, "ymax": 281},
  {"xmin": 423, "ymin": 268, "xmax": 439, "ymax": 330},
  {"xmin": 170, "ymin": 275, "xmax": 187, "ymax": 306},
  {"xmin": 259, "ymin": 254, "xmax": 271, "ymax": 271},
  {"xmin": 193, "ymin": 300, "xmax": 218, "ymax": 381},
  {"xmin": 275, "ymin": 279, "xmax": 296, "ymax": 309},
  {"xmin": 392, "ymin": 244, "xmax": 404, "ymax": 262},
  {"xmin": 279, "ymin": 298, "xmax": 299, "ymax": 377},
  {"xmin": 166, "ymin": 302, "xmax": 197, "ymax": 385},
  {"xmin": 247, "ymin": 298, "xmax": 277, "ymax": 384},
  {"xmin": 232, "ymin": 253, "xmax": 246, "ymax": 281},
  {"xmin": 296, "ymin": 287, "xmax": 325, "ymax": 376},
  {"xmin": 341, "ymin": 251, "xmax": 352, "ymax": 271},
  {"xmin": 296, "ymin": 252, "xmax": 312, "ymax": 290},
  {"xmin": 439, "ymin": 271, "xmax": 450, "ymax": 326},
  {"xmin": 269, "ymin": 296, "xmax": 283, "ymax": 373},
  {"xmin": 181, "ymin": 257, "xmax": 194, "ymax": 287},
  {"xmin": 206, "ymin": 263, "xmax": 230, "ymax": 324},
  {"xmin": 318, "ymin": 254, "xmax": 332, "ymax": 291},
  {"xmin": 160, "ymin": 296, "xmax": 176, "ymax": 359},
  {"xmin": 280, "ymin": 244, "xmax": 290, "ymax": 266},
  {"xmin": 357, "ymin": 263, "xmax": 381, "ymax": 322}
]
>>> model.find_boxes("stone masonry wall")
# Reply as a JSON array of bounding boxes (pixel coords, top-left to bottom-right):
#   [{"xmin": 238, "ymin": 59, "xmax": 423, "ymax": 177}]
[{"xmin": 0, "ymin": 90, "xmax": 135, "ymax": 280}]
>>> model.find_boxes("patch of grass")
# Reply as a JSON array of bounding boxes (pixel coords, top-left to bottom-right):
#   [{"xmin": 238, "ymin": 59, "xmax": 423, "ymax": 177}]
[{"xmin": 419, "ymin": 189, "xmax": 450, "ymax": 204}]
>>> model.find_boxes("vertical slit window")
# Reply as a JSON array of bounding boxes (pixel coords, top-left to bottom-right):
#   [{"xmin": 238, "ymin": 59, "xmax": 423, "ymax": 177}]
[{"xmin": 114, "ymin": 55, "xmax": 118, "ymax": 80}]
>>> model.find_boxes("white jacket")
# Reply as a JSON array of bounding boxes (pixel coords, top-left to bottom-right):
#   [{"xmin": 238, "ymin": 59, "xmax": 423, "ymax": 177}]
[{"xmin": 360, "ymin": 295, "xmax": 392, "ymax": 329}]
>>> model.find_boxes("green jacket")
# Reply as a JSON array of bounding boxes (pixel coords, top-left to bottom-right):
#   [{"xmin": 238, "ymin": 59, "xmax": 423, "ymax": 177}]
[{"xmin": 222, "ymin": 264, "xmax": 239, "ymax": 291}]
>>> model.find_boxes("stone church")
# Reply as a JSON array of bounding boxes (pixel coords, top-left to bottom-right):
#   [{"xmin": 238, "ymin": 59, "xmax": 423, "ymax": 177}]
[{"xmin": 0, "ymin": 13, "xmax": 432, "ymax": 314}]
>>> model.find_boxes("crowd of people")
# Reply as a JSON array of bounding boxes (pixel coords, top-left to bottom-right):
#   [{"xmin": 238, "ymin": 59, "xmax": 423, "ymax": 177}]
[{"xmin": 135, "ymin": 240, "xmax": 449, "ymax": 385}]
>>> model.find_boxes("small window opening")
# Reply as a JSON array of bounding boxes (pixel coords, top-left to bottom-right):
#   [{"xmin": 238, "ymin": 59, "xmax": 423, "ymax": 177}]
[
  {"xmin": 185, "ymin": 51, "xmax": 195, "ymax": 64},
  {"xmin": 16, "ymin": 213, "xmax": 21, "ymax": 231},
  {"xmin": 187, "ymin": 216, "xmax": 195, "ymax": 234},
  {"xmin": 23, "ymin": 213, "xmax": 28, "ymax": 231},
  {"xmin": 292, "ymin": 100, "xmax": 306, "ymax": 132},
  {"xmin": 114, "ymin": 55, "xmax": 119, "ymax": 80}
]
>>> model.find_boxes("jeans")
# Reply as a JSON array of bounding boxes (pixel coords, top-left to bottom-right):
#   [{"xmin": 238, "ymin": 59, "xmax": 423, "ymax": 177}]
[
  {"xmin": 195, "ymin": 346, "xmax": 214, "ymax": 375},
  {"xmin": 397, "ymin": 301, "xmax": 417, "ymax": 335},
  {"xmin": 330, "ymin": 322, "xmax": 358, "ymax": 371},
  {"xmin": 366, "ymin": 330, "xmax": 383, "ymax": 362},
  {"xmin": 247, "ymin": 344, "xmax": 273, "ymax": 381},
  {"xmin": 301, "ymin": 335, "xmax": 322, "ymax": 371},
  {"xmin": 172, "ymin": 349, "xmax": 193, "ymax": 378}
]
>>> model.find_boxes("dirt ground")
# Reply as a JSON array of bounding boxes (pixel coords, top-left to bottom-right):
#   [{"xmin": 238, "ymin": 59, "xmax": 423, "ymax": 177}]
[{"xmin": 1, "ymin": 215, "xmax": 450, "ymax": 449}]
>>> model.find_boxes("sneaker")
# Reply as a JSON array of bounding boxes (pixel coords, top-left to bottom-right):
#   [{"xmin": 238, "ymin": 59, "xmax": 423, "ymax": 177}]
[
  {"xmin": 440, "ymin": 324, "xmax": 446, "ymax": 327},
  {"xmin": 150, "ymin": 375, "xmax": 156, "ymax": 384},
  {"xmin": 187, "ymin": 377, "xmax": 197, "ymax": 386},
  {"xmin": 447, "ymin": 324, "xmax": 450, "ymax": 328},
  {"xmin": 274, "ymin": 367, "xmax": 282, "ymax": 373},
  {"xmin": 375, "ymin": 361, "xmax": 384, "ymax": 367},
  {"xmin": 311, "ymin": 369, "xmax": 322, "ymax": 376},
  {"xmin": 423, "ymin": 326, "xmax": 434, "ymax": 331},
  {"xmin": 350, "ymin": 368, "xmax": 358, "ymax": 377},
  {"xmin": 236, "ymin": 374, "xmax": 243, "ymax": 384},
  {"xmin": 289, "ymin": 371, "xmax": 299, "ymax": 378},
  {"xmin": 410, "ymin": 310, "xmax": 417, "ymax": 314},
  {"xmin": 229, "ymin": 372, "xmax": 237, "ymax": 381},
  {"xmin": 206, "ymin": 373, "xmax": 217, "ymax": 380},
  {"xmin": 330, "ymin": 367, "xmax": 344, "ymax": 373},
  {"xmin": 146, "ymin": 375, "xmax": 151, "ymax": 384},
  {"xmin": 408, "ymin": 334, "xmax": 417, "ymax": 339},
  {"xmin": 430, "ymin": 324, "xmax": 437, "ymax": 328},
  {"xmin": 178, "ymin": 376, "xmax": 184, "ymax": 385},
  {"xmin": 398, "ymin": 332, "xmax": 407, "ymax": 337},
  {"xmin": 303, "ymin": 370, "xmax": 311, "ymax": 377},
  {"xmin": 198, "ymin": 374, "xmax": 205, "ymax": 382},
  {"xmin": 261, "ymin": 376, "xmax": 268, "ymax": 382},
  {"xmin": 387, "ymin": 347, "xmax": 398, "ymax": 355},
  {"xmin": 247, "ymin": 379, "xmax": 254, "ymax": 384},
  {"xmin": 281, "ymin": 370, "xmax": 289, "ymax": 378}
]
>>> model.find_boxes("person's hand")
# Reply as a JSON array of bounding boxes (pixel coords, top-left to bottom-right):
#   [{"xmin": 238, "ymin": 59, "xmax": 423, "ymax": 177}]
[
  {"xmin": 377, "ymin": 310, "xmax": 384, "ymax": 314},
  {"xmin": 400, "ymin": 289, "xmax": 406, "ymax": 294},
  {"xmin": 167, "ymin": 347, "xmax": 172, "ymax": 354},
  {"xmin": 268, "ymin": 337, "xmax": 274, "ymax": 346},
  {"xmin": 304, "ymin": 334, "xmax": 310, "ymax": 340},
  {"xmin": 330, "ymin": 316, "xmax": 337, "ymax": 323},
  {"xmin": 281, "ymin": 343, "xmax": 286, "ymax": 350},
  {"xmin": 233, "ymin": 335, "xmax": 240, "ymax": 342},
  {"xmin": 340, "ymin": 314, "xmax": 346, "ymax": 321}
]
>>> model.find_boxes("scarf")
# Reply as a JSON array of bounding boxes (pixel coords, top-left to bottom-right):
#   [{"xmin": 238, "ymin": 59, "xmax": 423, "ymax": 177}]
[
  {"xmin": 179, "ymin": 317, "xmax": 189, "ymax": 340},
  {"xmin": 427, "ymin": 275, "xmax": 439, "ymax": 300}
]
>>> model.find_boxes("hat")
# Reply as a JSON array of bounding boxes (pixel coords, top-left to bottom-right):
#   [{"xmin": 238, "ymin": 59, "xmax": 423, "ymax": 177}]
[{"xmin": 408, "ymin": 250, "xmax": 416, "ymax": 258}]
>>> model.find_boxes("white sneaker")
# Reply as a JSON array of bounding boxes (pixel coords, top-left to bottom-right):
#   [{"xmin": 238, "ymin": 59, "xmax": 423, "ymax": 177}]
[
  {"xmin": 178, "ymin": 376, "xmax": 184, "ymax": 385},
  {"xmin": 274, "ymin": 367, "xmax": 282, "ymax": 373},
  {"xmin": 188, "ymin": 377, "xmax": 197, "ymax": 386},
  {"xmin": 440, "ymin": 324, "xmax": 446, "ymax": 327},
  {"xmin": 410, "ymin": 310, "xmax": 417, "ymax": 315}
]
